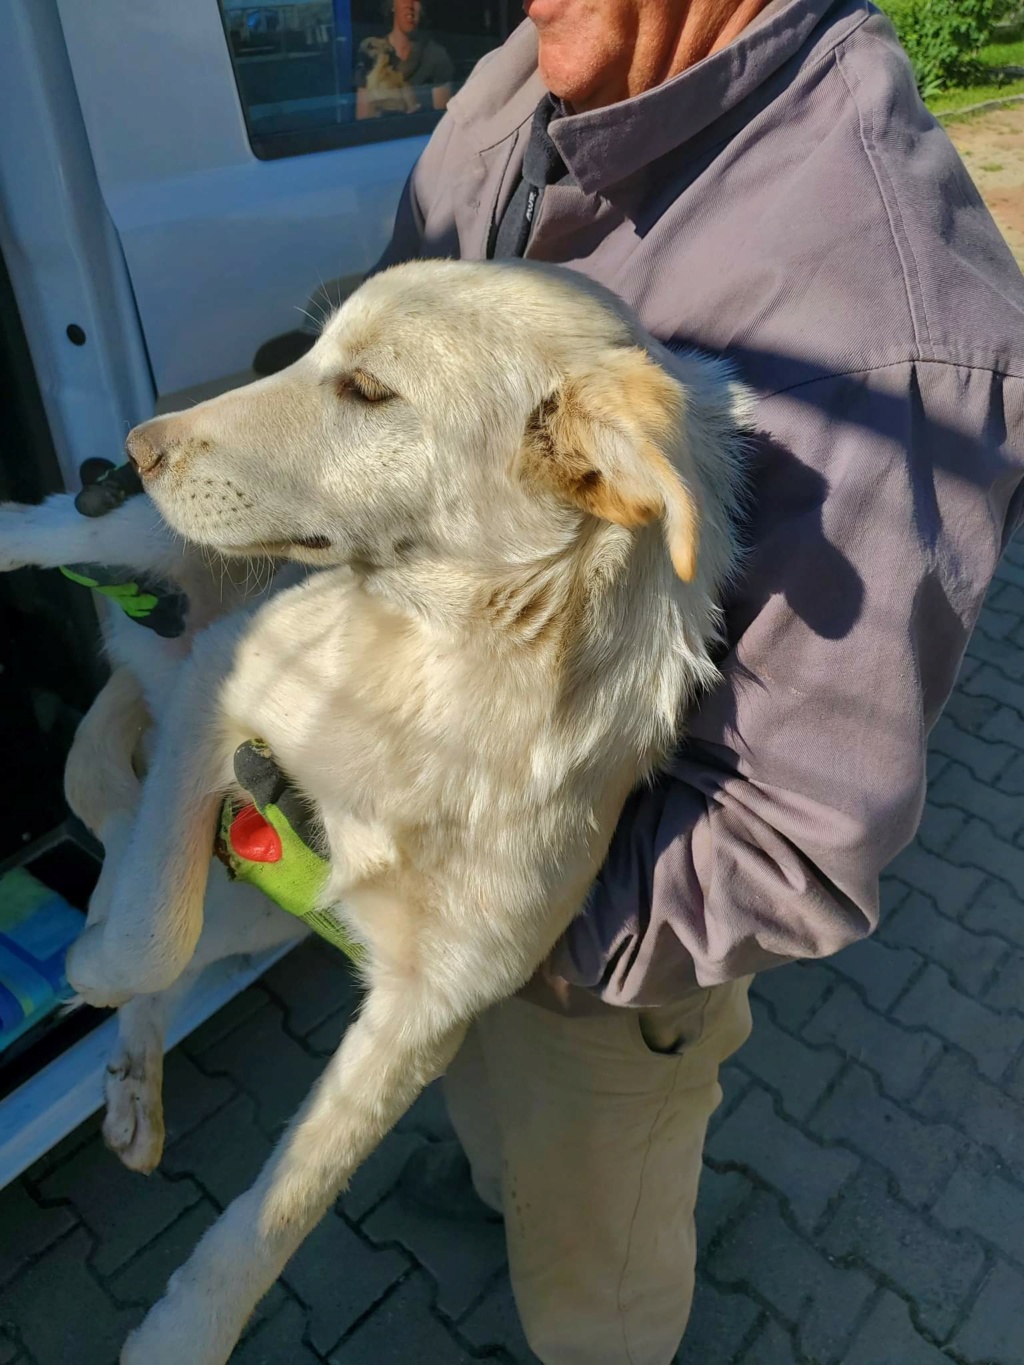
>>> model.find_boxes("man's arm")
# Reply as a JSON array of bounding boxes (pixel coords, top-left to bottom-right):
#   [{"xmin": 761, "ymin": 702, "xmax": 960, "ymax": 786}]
[
  {"xmin": 369, "ymin": 113, "xmax": 456, "ymax": 274},
  {"xmin": 551, "ymin": 361, "xmax": 1024, "ymax": 1006}
]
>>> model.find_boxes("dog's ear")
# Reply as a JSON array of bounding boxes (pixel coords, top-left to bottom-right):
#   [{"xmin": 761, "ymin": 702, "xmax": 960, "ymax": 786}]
[{"xmin": 521, "ymin": 347, "xmax": 700, "ymax": 582}]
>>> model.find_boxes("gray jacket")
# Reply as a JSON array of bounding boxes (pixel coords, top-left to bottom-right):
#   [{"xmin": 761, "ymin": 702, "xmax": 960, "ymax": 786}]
[{"xmin": 375, "ymin": 0, "xmax": 1024, "ymax": 1006}]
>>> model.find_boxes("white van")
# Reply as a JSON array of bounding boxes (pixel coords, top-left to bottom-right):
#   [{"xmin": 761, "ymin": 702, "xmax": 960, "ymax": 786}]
[{"xmin": 0, "ymin": 0, "xmax": 514, "ymax": 1187}]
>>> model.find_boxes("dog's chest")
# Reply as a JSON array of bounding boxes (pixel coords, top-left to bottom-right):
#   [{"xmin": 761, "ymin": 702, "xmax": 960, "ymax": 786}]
[{"xmin": 216, "ymin": 573, "xmax": 575, "ymax": 818}]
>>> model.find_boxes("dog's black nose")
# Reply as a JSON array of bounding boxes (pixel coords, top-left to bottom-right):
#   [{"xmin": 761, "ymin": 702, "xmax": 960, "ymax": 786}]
[{"xmin": 125, "ymin": 425, "xmax": 166, "ymax": 477}]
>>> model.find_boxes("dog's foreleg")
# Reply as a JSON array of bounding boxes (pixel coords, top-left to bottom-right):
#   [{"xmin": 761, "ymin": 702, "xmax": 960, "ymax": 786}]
[
  {"xmin": 65, "ymin": 619, "xmax": 247, "ymax": 1006},
  {"xmin": 120, "ymin": 974, "xmax": 466, "ymax": 1365},
  {"xmin": 104, "ymin": 876, "xmax": 305, "ymax": 1174},
  {"xmin": 0, "ymin": 494, "xmax": 179, "ymax": 576}
]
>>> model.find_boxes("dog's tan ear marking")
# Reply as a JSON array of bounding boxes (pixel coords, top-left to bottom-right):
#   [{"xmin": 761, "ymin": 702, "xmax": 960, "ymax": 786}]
[{"xmin": 522, "ymin": 347, "xmax": 700, "ymax": 582}]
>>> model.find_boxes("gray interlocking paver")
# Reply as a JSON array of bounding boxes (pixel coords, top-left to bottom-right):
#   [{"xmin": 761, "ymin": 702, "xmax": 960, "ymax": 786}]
[
  {"xmin": 914, "ymin": 799, "xmax": 970, "ymax": 855},
  {"xmin": 962, "ymin": 661, "xmax": 1024, "ymax": 715},
  {"xmin": 810, "ymin": 1064, "xmax": 967, "ymax": 1209},
  {"xmin": 886, "ymin": 841, "xmax": 988, "ymax": 918},
  {"xmin": 933, "ymin": 1158, "xmax": 1024, "ymax": 1266},
  {"xmin": 983, "ymin": 949, "xmax": 1024, "ymax": 1012},
  {"xmin": 912, "ymin": 1050, "xmax": 1024, "ymax": 1184},
  {"xmin": 734, "ymin": 1318, "xmax": 800, "ymax": 1365},
  {"xmin": 948, "ymin": 818, "xmax": 1024, "ymax": 889},
  {"xmin": 261, "ymin": 936, "xmax": 360, "ymax": 1039},
  {"xmin": 161, "ymin": 1092, "xmax": 275, "ymax": 1207},
  {"xmin": 233, "ymin": 1300, "xmax": 323, "ymax": 1365},
  {"xmin": 327, "ymin": 1273, "xmax": 476, "ymax": 1364},
  {"xmin": 826, "ymin": 934, "xmax": 923, "ymax": 1011},
  {"xmin": 994, "ymin": 747, "xmax": 1024, "ymax": 793},
  {"xmin": 749, "ymin": 960, "xmax": 835, "ymax": 1032},
  {"xmin": 675, "ymin": 1279, "xmax": 759, "ymax": 1363},
  {"xmin": 942, "ymin": 685, "xmax": 1002, "ymax": 735},
  {"xmin": 37, "ymin": 1129, "xmax": 203, "ymax": 1276},
  {"xmin": 160, "ymin": 1045, "xmax": 237, "ymax": 1146},
  {"xmin": 929, "ymin": 713, "xmax": 1019, "ymax": 782},
  {"xmin": 198, "ymin": 997, "xmax": 325, "ymax": 1133},
  {"xmin": 930, "ymin": 761, "xmax": 1024, "ymax": 844},
  {"xmin": 844, "ymin": 1291, "xmax": 953, "ymax": 1365},
  {"xmin": 460, "ymin": 1277, "xmax": 542, "ymax": 1361},
  {"xmin": 1008, "ymin": 1048, "xmax": 1024, "ymax": 1103},
  {"xmin": 707, "ymin": 1087, "xmax": 858, "ymax": 1231},
  {"xmin": 979, "ymin": 700, "xmax": 1024, "ymax": 748},
  {"xmin": 693, "ymin": 1165, "xmax": 756, "ymax": 1248},
  {"xmin": 880, "ymin": 889, "xmax": 1009, "ymax": 995},
  {"xmin": 894, "ymin": 964, "xmax": 1024, "ymax": 1081},
  {"xmin": 0, "ymin": 1227, "xmax": 143, "ymax": 1365},
  {"xmin": 282, "ymin": 1210, "xmax": 411, "ymax": 1356},
  {"xmin": 732, "ymin": 997, "xmax": 844, "ymax": 1119},
  {"xmin": 961, "ymin": 623, "xmax": 1024, "ymax": 677},
  {"xmin": 2, "ymin": 537, "xmax": 1024, "ymax": 1362},
  {"xmin": 804, "ymin": 981, "xmax": 944, "ymax": 1101},
  {"xmin": 975, "ymin": 601, "xmax": 1021, "ymax": 640},
  {"xmin": 950, "ymin": 1259, "xmax": 1024, "ymax": 1364},
  {"xmin": 819, "ymin": 1167, "xmax": 985, "ymax": 1337},
  {"xmin": 963, "ymin": 875, "xmax": 1024, "ymax": 947},
  {"xmin": 710, "ymin": 1189, "xmax": 876, "ymax": 1362},
  {"xmin": 340, "ymin": 1129, "xmax": 427, "ymax": 1224},
  {"xmin": 0, "ymin": 1180, "xmax": 75, "ymax": 1288},
  {"xmin": 362, "ymin": 1185, "xmax": 508, "ymax": 1319},
  {"xmin": 182, "ymin": 982, "xmax": 271, "ymax": 1057}
]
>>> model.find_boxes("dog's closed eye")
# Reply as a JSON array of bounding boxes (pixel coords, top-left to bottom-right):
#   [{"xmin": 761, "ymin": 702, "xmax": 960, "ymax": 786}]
[{"xmin": 336, "ymin": 369, "xmax": 396, "ymax": 404}]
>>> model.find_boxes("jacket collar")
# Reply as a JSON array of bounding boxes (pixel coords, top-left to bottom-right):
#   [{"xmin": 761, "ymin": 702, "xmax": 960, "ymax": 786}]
[{"xmin": 448, "ymin": 0, "xmax": 867, "ymax": 194}]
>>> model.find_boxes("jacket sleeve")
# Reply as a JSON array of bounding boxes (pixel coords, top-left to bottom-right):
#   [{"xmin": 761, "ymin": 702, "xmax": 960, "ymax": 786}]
[{"xmin": 549, "ymin": 361, "xmax": 1024, "ymax": 1008}]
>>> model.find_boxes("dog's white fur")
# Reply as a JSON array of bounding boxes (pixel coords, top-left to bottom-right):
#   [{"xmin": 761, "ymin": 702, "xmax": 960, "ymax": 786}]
[
  {"xmin": 0, "ymin": 497, "xmax": 308, "ymax": 1171},
  {"xmin": 2, "ymin": 260, "xmax": 749, "ymax": 1362}
]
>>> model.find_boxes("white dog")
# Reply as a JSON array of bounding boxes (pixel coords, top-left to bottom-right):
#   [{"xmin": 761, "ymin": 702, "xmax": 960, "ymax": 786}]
[{"xmin": 6, "ymin": 259, "xmax": 750, "ymax": 1362}]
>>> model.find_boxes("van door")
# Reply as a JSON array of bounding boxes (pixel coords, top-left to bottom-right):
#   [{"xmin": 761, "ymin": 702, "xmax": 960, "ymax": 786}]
[
  {"xmin": 0, "ymin": 0, "xmax": 513, "ymax": 1183},
  {"xmin": 59, "ymin": 0, "xmax": 513, "ymax": 410}
]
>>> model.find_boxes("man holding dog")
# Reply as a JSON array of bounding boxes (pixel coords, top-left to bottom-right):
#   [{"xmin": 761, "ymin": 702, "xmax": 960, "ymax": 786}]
[{"xmin": 368, "ymin": 0, "xmax": 1024, "ymax": 1361}]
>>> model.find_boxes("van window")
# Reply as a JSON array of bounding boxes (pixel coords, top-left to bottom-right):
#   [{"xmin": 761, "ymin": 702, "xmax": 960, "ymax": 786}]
[{"xmin": 218, "ymin": 1, "xmax": 514, "ymax": 159}]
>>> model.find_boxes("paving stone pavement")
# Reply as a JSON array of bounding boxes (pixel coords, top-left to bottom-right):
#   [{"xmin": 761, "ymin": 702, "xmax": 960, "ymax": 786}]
[{"xmin": 1, "ymin": 536, "xmax": 1023, "ymax": 1365}]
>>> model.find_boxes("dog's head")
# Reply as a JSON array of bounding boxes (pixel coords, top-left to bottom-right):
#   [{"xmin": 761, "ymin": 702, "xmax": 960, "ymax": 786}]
[{"xmin": 128, "ymin": 261, "xmax": 729, "ymax": 586}]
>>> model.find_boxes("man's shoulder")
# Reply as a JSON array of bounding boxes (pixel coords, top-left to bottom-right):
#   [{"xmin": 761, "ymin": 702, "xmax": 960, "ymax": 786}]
[
  {"xmin": 691, "ymin": 7, "xmax": 1024, "ymax": 391},
  {"xmin": 819, "ymin": 9, "xmax": 1024, "ymax": 377}
]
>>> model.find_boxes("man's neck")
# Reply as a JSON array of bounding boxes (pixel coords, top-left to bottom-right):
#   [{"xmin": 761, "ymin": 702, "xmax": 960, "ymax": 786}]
[{"xmin": 538, "ymin": 0, "xmax": 775, "ymax": 114}]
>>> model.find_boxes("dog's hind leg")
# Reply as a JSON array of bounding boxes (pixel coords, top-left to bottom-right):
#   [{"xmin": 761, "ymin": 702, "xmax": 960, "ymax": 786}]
[
  {"xmin": 63, "ymin": 668, "xmax": 150, "ymax": 934},
  {"xmin": 65, "ymin": 617, "xmax": 250, "ymax": 1006},
  {"xmin": 103, "ymin": 876, "xmax": 305, "ymax": 1174},
  {"xmin": 120, "ymin": 965, "xmax": 467, "ymax": 1365}
]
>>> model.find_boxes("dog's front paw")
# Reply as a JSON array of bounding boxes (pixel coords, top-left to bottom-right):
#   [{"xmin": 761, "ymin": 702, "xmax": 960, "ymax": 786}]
[{"xmin": 65, "ymin": 924, "xmax": 136, "ymax": 1009}]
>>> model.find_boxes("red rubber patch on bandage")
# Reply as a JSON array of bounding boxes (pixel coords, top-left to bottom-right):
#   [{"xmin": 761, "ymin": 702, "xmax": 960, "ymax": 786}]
[{"xmin": 229, "ymin": 804, "xmax": 282, "ymax": 863}]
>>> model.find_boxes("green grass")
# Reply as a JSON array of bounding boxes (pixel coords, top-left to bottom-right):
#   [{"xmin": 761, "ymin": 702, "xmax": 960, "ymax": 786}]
[{"xmin": 928, "ymin": 34, "xmax": 1024, "ymax": 116}]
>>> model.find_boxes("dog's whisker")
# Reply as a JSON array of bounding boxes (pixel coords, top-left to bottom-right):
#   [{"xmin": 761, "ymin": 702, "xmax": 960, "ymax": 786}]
[{"xmin": 294, "ymin": 305, "xmax": 325, "ymax": 335}]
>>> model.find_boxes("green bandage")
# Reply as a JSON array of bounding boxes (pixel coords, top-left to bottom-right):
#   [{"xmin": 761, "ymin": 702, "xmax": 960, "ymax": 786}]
[{"xmin": 216, "ymin": 740, "xmax": 362, "ymax": 961}]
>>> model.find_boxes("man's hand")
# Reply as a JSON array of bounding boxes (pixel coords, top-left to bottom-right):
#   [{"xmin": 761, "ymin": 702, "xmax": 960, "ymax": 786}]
[
  {"xmin": 216, "ymin": 740, "xmax": 363, "ymax": 961},
  {"xmin": 58, "ymin": 459, "xmax": 190, "ymax": 639}
]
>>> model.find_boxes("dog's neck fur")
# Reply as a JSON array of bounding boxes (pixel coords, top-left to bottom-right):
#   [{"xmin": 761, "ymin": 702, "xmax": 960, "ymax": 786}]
[{"xmin": 352, "ymin": 513, "xmax": 719, "ymax": 757}]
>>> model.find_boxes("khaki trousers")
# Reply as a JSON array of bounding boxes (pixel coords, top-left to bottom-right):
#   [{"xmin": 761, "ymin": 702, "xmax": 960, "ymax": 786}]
[{"xmin": 444, "ymin": 979, "xmax": 753, "ymax": 1365}]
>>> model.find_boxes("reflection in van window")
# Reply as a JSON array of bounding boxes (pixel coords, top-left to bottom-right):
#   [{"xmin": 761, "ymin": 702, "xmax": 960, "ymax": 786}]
[{"xmin": 217, "ymin": 0, "xmax": 513, "ymax": 159}]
